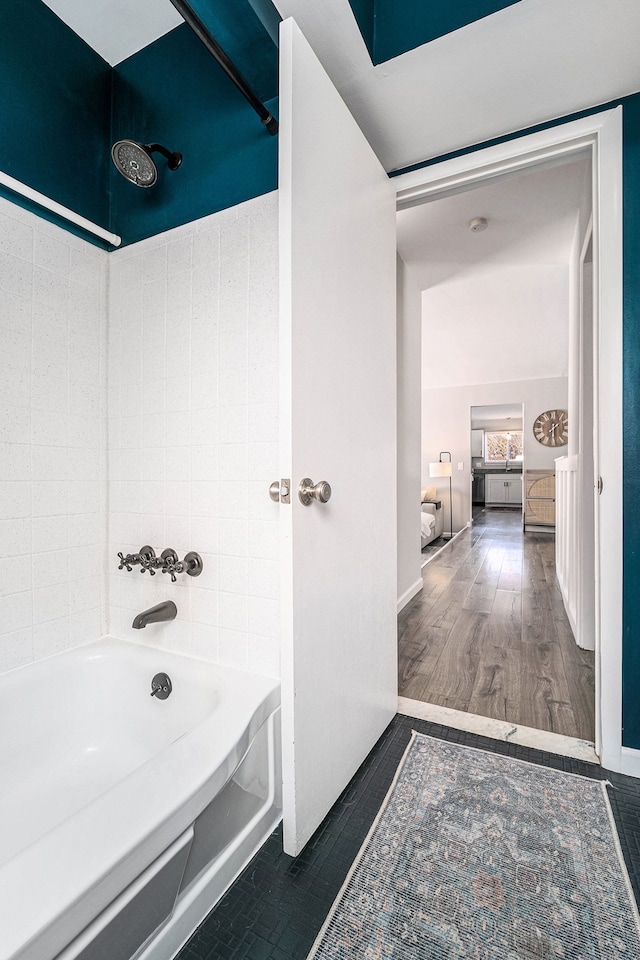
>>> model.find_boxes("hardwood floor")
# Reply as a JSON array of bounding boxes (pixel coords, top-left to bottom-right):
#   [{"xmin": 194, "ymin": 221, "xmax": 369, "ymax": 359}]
[{"xmin": 398, "ymin": 508, "xmax": 595, "ymax": 741}]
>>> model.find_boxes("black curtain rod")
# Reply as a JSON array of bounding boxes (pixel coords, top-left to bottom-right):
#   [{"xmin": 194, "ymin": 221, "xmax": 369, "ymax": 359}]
[{"xmin": 168, "ymin": 0, "xmax": 278, "ymax": 135}]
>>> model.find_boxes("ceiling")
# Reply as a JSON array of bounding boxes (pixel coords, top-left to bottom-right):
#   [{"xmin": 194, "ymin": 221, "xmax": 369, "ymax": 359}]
[
  {"xmin": 396, "ymin": 157, "xmax": 591, "ymax": 291},
  {"xmin": 471, "ymin": 404, "xmax": 523, "ymax": 427},
  {"xmin": 273, "ymin": 0, "xmax": 640, "ymax": 170},
  {"xmin": 41, "ymin": 0, "xmax": 183, "ymax": 65},
  {"xmin": 40, "ymin": 0, "xmax": 640, "ymax": 169}
]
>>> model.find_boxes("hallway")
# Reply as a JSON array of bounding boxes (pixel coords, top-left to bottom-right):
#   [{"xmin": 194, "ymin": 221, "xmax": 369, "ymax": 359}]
[{"xmin": 399, "ymin": 509, "xmax": 595, "ymax": 741}]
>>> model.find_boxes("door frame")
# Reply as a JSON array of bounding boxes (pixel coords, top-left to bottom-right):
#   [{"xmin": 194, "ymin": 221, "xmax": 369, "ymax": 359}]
[{"xmin": 393, "ymin": 108, "xmax": 623, "ymax": 774}]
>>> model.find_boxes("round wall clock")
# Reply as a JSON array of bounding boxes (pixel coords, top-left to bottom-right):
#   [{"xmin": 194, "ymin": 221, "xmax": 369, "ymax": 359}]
[{"xmin": 533, "ymin": 409, "xmax": 568, "ymax": 447}]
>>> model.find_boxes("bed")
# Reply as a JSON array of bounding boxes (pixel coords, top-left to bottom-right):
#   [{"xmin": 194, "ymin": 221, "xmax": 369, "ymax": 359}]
[{"xmin": 421, "ymin": 500, "xmax": 445, "ymax": 547}]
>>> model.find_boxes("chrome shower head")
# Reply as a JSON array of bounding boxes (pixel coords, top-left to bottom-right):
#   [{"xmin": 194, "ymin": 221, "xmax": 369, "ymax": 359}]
[{"xmin": 111, "ymin": 140, "xmax": 182, "ymax": 188}]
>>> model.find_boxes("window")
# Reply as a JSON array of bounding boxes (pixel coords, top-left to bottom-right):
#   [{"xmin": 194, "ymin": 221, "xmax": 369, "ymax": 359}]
[{"xmin": 484, "ymin": 431, "xmax": 523, "ymax": 463}]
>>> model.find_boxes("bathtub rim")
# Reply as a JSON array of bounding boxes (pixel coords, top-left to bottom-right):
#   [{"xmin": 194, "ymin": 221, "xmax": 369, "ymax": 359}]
[{"xmin": 0, "ymin": 635, "xmax": 281, "ymax": 960}]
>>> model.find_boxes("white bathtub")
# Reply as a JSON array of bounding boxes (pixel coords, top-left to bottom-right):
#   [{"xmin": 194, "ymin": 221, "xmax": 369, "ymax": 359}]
[{"xmin": 0, "ymin": 637, "xmax": 281, "ymax": 960}]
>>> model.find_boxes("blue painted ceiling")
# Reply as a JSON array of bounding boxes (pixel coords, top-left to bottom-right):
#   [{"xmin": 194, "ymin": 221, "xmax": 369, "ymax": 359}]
[{"xmin": 348, "ymin": 0, "xmax": 523, "ymax": 64}]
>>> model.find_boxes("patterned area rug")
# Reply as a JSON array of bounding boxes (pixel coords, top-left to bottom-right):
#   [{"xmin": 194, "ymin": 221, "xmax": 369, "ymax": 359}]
[{"xmin": 308, "ymin": 733, "xmax": 640, "ymax": 959}]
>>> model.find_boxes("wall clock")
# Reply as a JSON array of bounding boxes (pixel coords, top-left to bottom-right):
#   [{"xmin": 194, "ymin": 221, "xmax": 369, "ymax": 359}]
[{"xmin": 533, "ymin": 409, "xmax": 568, "ymax": 447}]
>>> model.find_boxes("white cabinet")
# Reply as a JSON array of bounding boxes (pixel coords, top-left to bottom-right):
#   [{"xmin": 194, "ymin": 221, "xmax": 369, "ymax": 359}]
[{"xmin": 486, "ymin": 474, "xmax": 523, "ymax": 505}]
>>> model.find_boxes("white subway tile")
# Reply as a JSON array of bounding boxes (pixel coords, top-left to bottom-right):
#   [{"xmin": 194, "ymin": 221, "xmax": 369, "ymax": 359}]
[
  {"xmin": 218, "ymin": 628, "xmax": 248, "ymax": 669},
  {"xmin": 31, "ymin": 445, "xmax": 69, "ymax": 481},
  {"xmin": 191, "ymin": 586, "xmax": 218, "ymax": 625},
  {"xmin": 0, "ymin": 481, "xmax": 31, "ymax": 519},
  {"xmin": 0, "ymin": 627, "xmax": 34, "ymax": 673},
  {"xmin": 249, "ymin": 520, "xmax": 279, "ymax": 561},
  {"xmin": 0, "ymin": 406, "xmax": 30, "ymax": 445},
  {"xmin": 247, "ymin": 633, "xmax": 280, "ymax": 678},
  {"xmin": 190, "ymin": 408, "xmax": 218, "ymax": 446},
  {"xmin": 191, "ymin": 621, "xmax": 219, "ymax": 662},
  {"xmin": 141, "ymin": 482, "xmax": 165, "ymax": 515},
  {"xmin": 167, "ymin": 236, "xmax": 193, "ymax": 275},
  {"xmin": 0, "ymin": 443, "xmax": 31, "ymax": 482},
  {"xmin": 0, "ymin": 214, "xmax": 33, "ymax": 261},
  {"xmin": 0, "ymin": 518, "xmax": 31, "ymax": 558},
  {"xmin": 0, "ymin": 590, "xmax": 33, "ymax": 632},
  {"xmin": 191, "ymin": 445, "xmax": 218, "ymax": 482},
  {"xmin": 248, "ymin": 403, "xmax": 278, "ymax": 443},
  {"xmin": 218, "ymin": 443, "xmax": 248, "ymax": 482},
  {"xmin": 218, "ymin": 556, "xmax": 248, "ymax": 595},
  {"xmin": 32, "ymin": 549, "xmax": 69, "ymax": 588},
  {"xmin": 247, "ymin": 481, "xmax": 280, "ymax": 521},
  {"xmin": 33, "ymin": 583, "xmax": 69, "ymax": 624},
  {"xmin": 247, "ymin": 596, "xmax": 280, "ymax": 639},
  {"xmin": 32, "ymin": 515, "xmax": 67, "ymax": 553},
  {"xmin": 0, "ymin": 555, "xmax": 32, "ymax": 597},
  {"xmin": 247, "ymin": 558, "xmax": 279, "ymax": 600},
  {"xmin": 218, "ymin": 365, "xmax": 248, "ymax": 406},
  {"xmin": 33, "ymin": 617, "xmax": 69, "ymax": 658},
  {"xmin": 143, "ymin": 246, "xmax": 167, "ymax": 284},
  {"xmin": 31, "ymin": 410, "xmax": 68, "ymax": 447},
  {"xmin": 218, "ymin": 518, "xmax": 248, "ymax": 558},
  {"xmin": 218, "ymin": 481, "xmax": 248, "ymax": 519},
  {"xmin": 248, "ymin": 442, "xmax": 278, "ymax": 482},
  {"xmin": 35, "ymin": 234, "xmax": 69, "ymax": 276},
  {"xmin": 191, "ymin": 482, "xmax": 218, "ymax": 518},
  {"xmin": 218, "ymin": 406, "xmax": 248, "ymax": 445},
  {"xmin": 68, "ymin": 481, "xmax": 99, "ymax": 515},
  {"xmin": 68, "ymin": 513, "xmax": 99, "ymax": 547},
  {"xmin": 69, "ymin": 576, "xmax": 101, "ymax": 614}
]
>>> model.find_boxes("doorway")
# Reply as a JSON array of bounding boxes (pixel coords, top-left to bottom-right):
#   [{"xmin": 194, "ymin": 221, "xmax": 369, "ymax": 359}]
[
  {"xmin": 394, "ymin": 108, "xmax": 623, "ymax": 770},
  {"xmin": 470, "ymin": 403, "xmax": 524, "ymax": 522}
]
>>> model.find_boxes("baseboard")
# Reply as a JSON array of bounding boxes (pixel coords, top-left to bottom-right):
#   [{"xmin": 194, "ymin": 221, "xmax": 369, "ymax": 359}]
[
  {"xmin": 620, "ymin": 747, "xmax": 640, "ymax": 779},
  {"xmin": 397, "ymin": 578, "xmax": 423, "ymax": 613}
]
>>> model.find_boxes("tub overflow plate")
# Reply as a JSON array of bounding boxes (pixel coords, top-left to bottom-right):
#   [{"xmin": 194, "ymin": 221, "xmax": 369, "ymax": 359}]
[{"xmin": 150, "ymin": 672, "xmax": 172, "ymax": 699}]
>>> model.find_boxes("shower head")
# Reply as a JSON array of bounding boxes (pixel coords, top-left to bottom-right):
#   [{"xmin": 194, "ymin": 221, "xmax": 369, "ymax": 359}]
[{"xmin": 111, "ymin": 140, "xmax": 182, "ymax": 188}]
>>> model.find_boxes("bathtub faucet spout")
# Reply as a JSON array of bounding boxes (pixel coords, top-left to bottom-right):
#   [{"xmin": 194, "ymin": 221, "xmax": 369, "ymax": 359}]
[{"xmin": 132, "ymin": 600, "xmax": 177, "ymax": 629}]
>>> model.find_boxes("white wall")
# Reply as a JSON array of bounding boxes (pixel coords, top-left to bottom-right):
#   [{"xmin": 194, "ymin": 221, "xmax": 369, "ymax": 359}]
[
  {"xmin": 422, "ymin": 377, "xmax": 568, "ymax": 531},
  {"xmin": 397, "ymin": 254, "xmax": 422, "ymax": 607},
  {"xmin": 0, "ymin": 199, "xmax": 108, "ymax": 674},
  {"xmin": 422, "ymin": 264, "xmax": 569, "ymax": 389},
  {"xmin": 108, "ymin": 193, "xmax": 280, "ymax": 676}
]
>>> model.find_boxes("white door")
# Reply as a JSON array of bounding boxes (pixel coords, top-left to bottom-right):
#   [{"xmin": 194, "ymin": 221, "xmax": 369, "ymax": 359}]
[{"xmin": 278, "ymin": 18, "xmax": 398, "ymax": 856}]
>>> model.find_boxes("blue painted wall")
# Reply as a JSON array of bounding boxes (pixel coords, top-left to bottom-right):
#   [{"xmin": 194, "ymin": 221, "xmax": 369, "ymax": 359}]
[
  {"xmin": 0, "ymin": 0, "xmax": 111, "ymax": 231},
  {"xmin": 0, "ymin": 0, "xmax": 278, "ymax": 248},
  {"xmin": 110, "ymin": 17, "xmax": 278, "ymax": 246},
  {"xmin": 392, "ymin": 92, "xmax": 640, "ymax": 749},
  {"xmin": 348, "ymin": 0, "xmax": 522, "ymax": 64},
  {"xmin": 621, "ymin": 94, "xmax": 640, "ymax": 749}
]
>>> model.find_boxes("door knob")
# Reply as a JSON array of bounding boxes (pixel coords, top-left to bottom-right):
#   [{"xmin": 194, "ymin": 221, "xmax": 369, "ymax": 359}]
[{"xmin": 298, "ymin": 478, "xmax": 332, "ymax": 506}]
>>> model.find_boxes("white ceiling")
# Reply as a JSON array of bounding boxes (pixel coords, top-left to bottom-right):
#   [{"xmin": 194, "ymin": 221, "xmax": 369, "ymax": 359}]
[
  {"xmin": 274, "ymin": 0, "xmax": 640, "ymax": 170},
  {"xmin": 471, "ymin": 404, "xmax": 523, "ymax": 427},
  {"xmin": 41, "ymin": 0, "xmax": 182, "ymax": 65},
  {"xmin": 414, "ymin": 157, "xmax": 590, "ymax": 391},
  {"xmin": 397, "ymin": 157, "xmax": 591, "ymax": 291}
]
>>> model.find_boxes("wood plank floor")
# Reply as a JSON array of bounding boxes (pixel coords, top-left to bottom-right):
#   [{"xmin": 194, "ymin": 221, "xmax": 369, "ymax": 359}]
[{"xmin": 399, "ymin": 508, "xmax": 595, "ymax": 741}]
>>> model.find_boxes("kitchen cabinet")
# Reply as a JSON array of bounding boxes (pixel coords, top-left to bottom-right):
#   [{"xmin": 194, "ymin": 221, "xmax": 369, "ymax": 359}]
[
  {"xmin": 485, "ymin": 474, "xmax": 523, "ymax": 505},
  {"xmin": 471, "ymin": 429, "xmax": 484, "ymax": 457}
]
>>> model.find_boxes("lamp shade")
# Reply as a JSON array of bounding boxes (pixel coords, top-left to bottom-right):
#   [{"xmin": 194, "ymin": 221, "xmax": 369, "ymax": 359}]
[{"xmin": 429, "ymin": 461, "xmax": 452, "ymax": 478}]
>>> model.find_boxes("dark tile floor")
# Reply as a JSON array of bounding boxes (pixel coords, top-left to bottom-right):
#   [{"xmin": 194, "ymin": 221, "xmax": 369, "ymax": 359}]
[{"xmin": 177, "ymin": 714, "xmax": 640, "ymax": 960}]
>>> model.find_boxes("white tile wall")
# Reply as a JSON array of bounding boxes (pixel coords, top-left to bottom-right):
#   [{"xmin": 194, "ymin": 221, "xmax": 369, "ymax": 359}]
[
  {"xmin": 0, "ymin": 199, "xmax": 108, "ymax": 674},
  {"xmin": 108, "ymin": 192, "xmax": 280, "ymax": 676}
]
